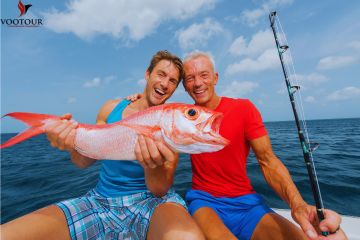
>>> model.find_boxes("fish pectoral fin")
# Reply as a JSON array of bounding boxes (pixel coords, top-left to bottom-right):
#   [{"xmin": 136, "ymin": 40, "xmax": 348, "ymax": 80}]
[{"xmin": 121, "ymin": 123, "xmax": 161, "ymax": 137}]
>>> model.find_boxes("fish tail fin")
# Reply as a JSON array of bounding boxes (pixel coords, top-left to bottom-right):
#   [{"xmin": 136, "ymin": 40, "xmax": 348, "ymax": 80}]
[{"xmin": 1, "ymin": 112, "xmax": 59, "ymax": 149}]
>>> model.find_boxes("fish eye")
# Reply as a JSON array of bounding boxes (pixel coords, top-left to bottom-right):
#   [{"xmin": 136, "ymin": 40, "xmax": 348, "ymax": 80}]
[
  {"xmin": 188, "ymin": 109, "xmax": 197, "ymax": 116},
  {"xmin": 184, "ymin": 108, "xmax": 199, "ymax": 120}
]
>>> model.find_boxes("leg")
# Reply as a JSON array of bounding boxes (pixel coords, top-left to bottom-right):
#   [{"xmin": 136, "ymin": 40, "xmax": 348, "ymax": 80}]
[
  {"xmin": 147, "ymin": 202, "xmax": 205, "ymax": 240},
  {"xmin": 1, "ymin": 205, "xmax": 70, "ymax": 240},
  {"xmin": 193, "ymin": 207, "xmax": 237, "ymax": 240},
  {"xmin": 251, "ymin": 213, "xmax": 307, "ymax": 240}
]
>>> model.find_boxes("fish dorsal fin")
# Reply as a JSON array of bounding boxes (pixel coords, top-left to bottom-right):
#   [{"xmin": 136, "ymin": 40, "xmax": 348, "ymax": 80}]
[{"xmin": 121, "ymin": 123, "xmax": 161, "ymax": 137}]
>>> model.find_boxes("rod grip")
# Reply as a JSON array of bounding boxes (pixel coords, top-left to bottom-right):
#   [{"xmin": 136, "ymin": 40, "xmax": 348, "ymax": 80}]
[{"xmin": 317, "ymin": 208, "xmax": 329, "ymax": 236}]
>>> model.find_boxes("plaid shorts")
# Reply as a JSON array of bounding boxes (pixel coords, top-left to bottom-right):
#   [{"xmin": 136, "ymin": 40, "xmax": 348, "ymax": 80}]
[{"xmin": 56, "ymin": 188, "xmax": 187, "ymax": 240}]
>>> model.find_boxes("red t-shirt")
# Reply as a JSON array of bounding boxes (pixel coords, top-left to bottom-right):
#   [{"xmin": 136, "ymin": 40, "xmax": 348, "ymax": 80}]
[{"xmin": 190, "ymin": 97, "xmax": 268, "ymax": 197}]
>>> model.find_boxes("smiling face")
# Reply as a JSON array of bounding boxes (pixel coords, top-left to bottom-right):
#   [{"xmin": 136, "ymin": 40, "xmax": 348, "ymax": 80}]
[
  {"xmin": 144, "ymin": 59, "xmax": 180, "ymax": 106},
  {"xmin": 183, "ymin": 55, "xmax": 219, "ymax": 109}
]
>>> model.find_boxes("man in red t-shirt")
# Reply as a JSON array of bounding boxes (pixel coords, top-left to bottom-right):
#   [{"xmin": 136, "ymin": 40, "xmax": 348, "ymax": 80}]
[
  {"xmin": 128, "ymin": 51, "xmax": 346, "ymax": 240},
  {"xmin": 181, "ymin": 51, "xmax": 346, "ymax": 240}
]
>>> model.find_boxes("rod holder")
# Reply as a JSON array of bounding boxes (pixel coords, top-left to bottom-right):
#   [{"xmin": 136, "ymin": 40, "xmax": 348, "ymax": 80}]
[
  {"xmin": 280, "ymin": 45, "xmax": 289, "ymax": 53},
  {"xmin": 289, "ymin": 85, "xmax": 300, "ymax": 95},
  {"xmin": 308, "ymin": 142, "xmax": 320, "ymax": 152}
]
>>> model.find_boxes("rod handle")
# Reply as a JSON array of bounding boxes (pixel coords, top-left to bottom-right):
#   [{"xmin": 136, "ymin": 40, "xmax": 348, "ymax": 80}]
[{"xmin": 317, "ymin": 208, "xmax": 330, "ymax": 236}]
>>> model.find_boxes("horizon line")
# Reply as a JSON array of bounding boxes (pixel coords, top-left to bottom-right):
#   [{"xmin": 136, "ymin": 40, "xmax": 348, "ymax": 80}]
[{"xmin": 1, "ymin": 116, "xmax": 359, "ymax": 135}]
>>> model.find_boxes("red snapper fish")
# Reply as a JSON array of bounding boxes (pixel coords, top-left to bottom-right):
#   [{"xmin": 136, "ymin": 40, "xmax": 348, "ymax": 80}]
[{"xmin": 1, "ymin": 103, "xmax": 229, "ymax": 160}]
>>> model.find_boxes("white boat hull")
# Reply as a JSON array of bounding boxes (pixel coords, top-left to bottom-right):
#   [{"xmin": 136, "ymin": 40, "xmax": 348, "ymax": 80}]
[{"xmin": 274, "ymin": 209, "xmax": 360, "ymax": 240}]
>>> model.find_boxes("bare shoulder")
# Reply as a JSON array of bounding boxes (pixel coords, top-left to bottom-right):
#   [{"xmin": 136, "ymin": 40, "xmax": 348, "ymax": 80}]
[{"xmin": 96, "ymin": 99, "xmax": 122, "ymax": 124}]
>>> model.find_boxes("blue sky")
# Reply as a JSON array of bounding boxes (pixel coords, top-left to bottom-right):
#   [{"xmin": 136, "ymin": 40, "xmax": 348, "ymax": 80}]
[{"xmin": 1, "ymin": 0, "xmax": 359, "ymax": 133}]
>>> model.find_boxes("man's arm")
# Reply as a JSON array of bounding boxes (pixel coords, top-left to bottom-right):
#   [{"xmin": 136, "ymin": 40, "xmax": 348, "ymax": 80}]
[
  {"xmin": 135, "ymin": 135, "xmax": 178, "ymax": 197},
  {"xmin": 250, "ymin": 135, "xmax": 306, "ymax": 210},
  {"xmin": 250, "ymin": 135, "xmax": 347, "ymax": 239},
  {"xmin": 45, "ymin": 100, "xmax": 119, "ymax": 169}
]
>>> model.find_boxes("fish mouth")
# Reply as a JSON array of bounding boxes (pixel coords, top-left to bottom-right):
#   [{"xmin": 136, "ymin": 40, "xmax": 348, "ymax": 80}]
[{"xmin": 195, "ymin": 112, "xmax": 229, "ymax": 146}]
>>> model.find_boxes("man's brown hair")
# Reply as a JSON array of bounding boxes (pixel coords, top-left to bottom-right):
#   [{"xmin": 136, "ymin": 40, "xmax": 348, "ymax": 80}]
[{"xmin": 147, "ymin": 50, "xmax": 184, "ymax": 82}]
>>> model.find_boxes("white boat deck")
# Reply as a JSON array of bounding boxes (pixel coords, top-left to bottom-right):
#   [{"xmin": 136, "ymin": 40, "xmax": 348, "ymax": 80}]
[{"xmin": 274, "ymin": 209, "xmax": 360, "ymax": 240}]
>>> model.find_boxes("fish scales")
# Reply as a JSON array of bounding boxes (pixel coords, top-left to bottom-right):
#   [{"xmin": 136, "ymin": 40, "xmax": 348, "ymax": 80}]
[{"xmin": 75, "ymin": 110, "xmax": 164, "ymax": 160}]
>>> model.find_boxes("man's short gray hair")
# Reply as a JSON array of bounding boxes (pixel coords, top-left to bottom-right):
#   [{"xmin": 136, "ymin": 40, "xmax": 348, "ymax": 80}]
[{"xmin": 183, "ymin": 51, "xmax": 216, "ymax": 71}]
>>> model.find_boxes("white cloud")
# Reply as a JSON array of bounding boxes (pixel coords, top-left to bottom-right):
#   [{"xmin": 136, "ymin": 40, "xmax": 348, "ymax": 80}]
[
  {"xmin": 276, "ymin": 73, "xmax": 327, "ymax": 95},
  {"xmin": 277, "ymin": 87, "xmax": 286, "ymax": 95},
  {"xmin": 228, "ymin": 36, "xmax": 246, "ymax": 56},
  {"xmin": 306, "ymin": 73, "xmax": 328, "ymax": 83},
  {"xmin": 67, "ymin": 97, "xmax": 77, "ymax": 103},
  {"xmin": 43, "ymin": 0, "xmax": 215, "ymax": 41},
  {"xmin": 317, "ymin": 56, "xmax": 357, "ymax": 70},
  {"xmin": 229, "ymin": 30, "xmax": 274, "ymax": 57},
  {"xmin": 82, "ymin": 75, "xmax": 115, "ymax": 88},
  {"xmin": 104, "ymin": 75, "xmax": 116, "ymax": 83},
  {"xmin": 348, "ymin": 41, "xmax": 360, "ymax": 50},
  {"xmin": 242, "ymin": 8, "xmax": 266, "ymax": 27},
  {"xmin": 221, "ymin": 81, "xmax": 259, "ymax": 98},
  {"xmin": 241, "ymin": 0, "xmax": 294, "ymax": 27},
  {"xmin": 225, "ymin": 49, "xmax": 279, "ymax": 75},
  {"xmin": 176, "ymin": 18, "xmax": 223, "ymax": 50},
  {"xmin": 291, "ymin": 73, "xmax": 328, "ymax": 86},
  {"xmin": 224, "ymin": 15, "xmax": 241, "ymax": 23},
  {"xmin": 83, "ymin": 77, "xmax": 101, "ymax": 88},
  {"xmin": 327, "ymin": 87, "xmax": 360, "ymax": 101},
  {"xmin": 305, "ymin": 96, "xmax": 316, "ymax": 103},
  {"xmin": 226, "ymin": 30, "xmax": 283, "ymax": 75},
  {"xmin": 137, "ymin": 78, "xmax": 146, "ymax": 87}
]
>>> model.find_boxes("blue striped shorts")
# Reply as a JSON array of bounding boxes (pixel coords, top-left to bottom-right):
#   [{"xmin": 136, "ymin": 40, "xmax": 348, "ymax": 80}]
[{"xmin": 56, "ymin": 188, "xmax": 186, "ymax": 240}]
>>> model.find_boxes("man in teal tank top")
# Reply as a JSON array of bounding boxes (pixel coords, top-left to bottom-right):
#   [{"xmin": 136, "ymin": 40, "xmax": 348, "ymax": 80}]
[{"xmin": 1, "ymin": 51, "xmax": 205, "ymax": 240}]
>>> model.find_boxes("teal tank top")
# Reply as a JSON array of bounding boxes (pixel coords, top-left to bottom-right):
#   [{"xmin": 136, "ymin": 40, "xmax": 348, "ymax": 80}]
[{"xmin": 95, "ymin": 99, "xmax": 147, "ymax": 197}]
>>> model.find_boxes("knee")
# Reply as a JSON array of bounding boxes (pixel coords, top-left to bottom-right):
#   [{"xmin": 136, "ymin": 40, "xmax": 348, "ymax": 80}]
[{"xmin": 162, "ymin": 228, "xmax": 205, "ymax": 240}]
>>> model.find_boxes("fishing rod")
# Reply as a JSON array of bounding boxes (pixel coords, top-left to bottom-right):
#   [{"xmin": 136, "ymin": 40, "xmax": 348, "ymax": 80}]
[{"xmin": 269, "ymin": 11, "xmax": 329, "ymax": 236}]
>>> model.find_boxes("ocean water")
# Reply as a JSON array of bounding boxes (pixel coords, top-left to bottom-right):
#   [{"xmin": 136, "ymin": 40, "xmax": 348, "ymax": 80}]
[{"xmin": 1, "ymin": 118, "xmax": 359, "ymax": 223}]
